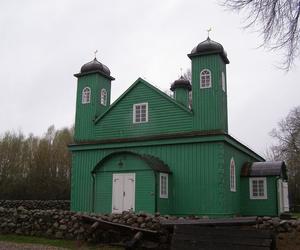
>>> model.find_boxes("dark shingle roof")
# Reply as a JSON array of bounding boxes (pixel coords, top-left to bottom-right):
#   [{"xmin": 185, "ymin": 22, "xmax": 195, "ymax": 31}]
[
  {"xmin": 188, "ymin": 37, "xmax": 229, "ymax": 64},
  {"xmin": 241, "ymin": 161, "xmax": 287, "ymax": 179}
]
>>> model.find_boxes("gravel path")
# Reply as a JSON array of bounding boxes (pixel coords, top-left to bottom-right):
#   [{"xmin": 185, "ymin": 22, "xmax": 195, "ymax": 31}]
[{"xmin": 0, "ymin": 241, "xmax": 69, "ymax": 250}]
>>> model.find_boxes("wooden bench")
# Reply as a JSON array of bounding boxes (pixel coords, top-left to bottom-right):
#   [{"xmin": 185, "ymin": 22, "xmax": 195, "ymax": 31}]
[{"xmin": 171, "ymin": 225, "xmax": 276, "ymax": 250}]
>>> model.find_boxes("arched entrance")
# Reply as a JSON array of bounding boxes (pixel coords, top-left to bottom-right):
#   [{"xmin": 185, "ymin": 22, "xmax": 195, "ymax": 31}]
[{"xmin": 91, "ymin": 151, "xmax": 170, "ymax": 214}]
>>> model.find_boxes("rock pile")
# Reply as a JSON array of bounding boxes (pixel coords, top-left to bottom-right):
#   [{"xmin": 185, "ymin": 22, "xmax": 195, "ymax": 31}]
[
  {"xmin": 0, "ymin": 206, "xmax": 168, "ymax": 246},
  {"xmin": 258, "ymin": 216, "xmax": 300, "ymax": 233},
  {"xmin": 0, "ymin": 200, "xmax": 70, "ymax": 210}
]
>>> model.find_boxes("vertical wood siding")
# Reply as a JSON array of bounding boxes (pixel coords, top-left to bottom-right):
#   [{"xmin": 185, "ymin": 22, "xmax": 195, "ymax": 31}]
[
  {"xmin": 75, "ymin": 74, "xmax": 111, "ymax": 141},
  {"xmin": 71, "ymin": 140, "xmax": 229, "ymax": 216},
  {"xmin": 191, "ymin": 55, "xmax": 228, "ymax": 132},
  {"xmin": 240, "ymin": 177, "xmax": 278, "ymax": 216},
  {"xmin": 95, "ymin": 82, "xmax": 193, "ymax": 140}
]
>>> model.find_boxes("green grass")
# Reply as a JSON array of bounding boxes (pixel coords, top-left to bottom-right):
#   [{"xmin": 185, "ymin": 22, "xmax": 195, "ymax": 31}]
[{"xmin": 0, "ymin": 234, "xmax": 124, "ymax": 250}]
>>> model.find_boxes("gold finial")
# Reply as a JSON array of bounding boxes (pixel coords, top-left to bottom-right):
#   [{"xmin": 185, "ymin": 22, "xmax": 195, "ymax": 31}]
[
  {"xmin": 94, "ymin": 50, "xmax": 98, "ymax": 58},
  {"xmin": 206, "ymin": 27, "xmax": 212, "ymax": 38}
]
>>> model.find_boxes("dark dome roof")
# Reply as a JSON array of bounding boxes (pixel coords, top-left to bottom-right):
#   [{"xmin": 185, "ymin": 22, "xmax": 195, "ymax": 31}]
[
  {"xmin": 170, "ymin": 76, "xmax": 192, "ymax": 91},
  {"xmin": 80, "ymin": 57, "xmax": 111, "ymax": 76},
  {"xmin": 188, "ymin": 37, "xmax": 229, "ymax": 64}
]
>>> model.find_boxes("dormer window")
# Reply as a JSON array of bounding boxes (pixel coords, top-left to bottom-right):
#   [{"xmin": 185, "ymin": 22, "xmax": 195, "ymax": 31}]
[
  {"xmin": 82, "ymin": 87, "xmax": 91, "ymax": 104},
  {"xmin": 101, "ymin": 88, "xmax": 107, "ymax": 106},
  {"xmin": 133, "ymin": 103, "xmax": 148, "ymax": 123},
  {"xmin": 200, "ymin": 69, "xmax": 211, "ymax": 88}
]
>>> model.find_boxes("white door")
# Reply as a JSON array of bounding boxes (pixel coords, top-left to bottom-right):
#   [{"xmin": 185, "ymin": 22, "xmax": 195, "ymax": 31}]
[
  {"xmin": 282, "ymin": 181, "xmax": 289, "ymax": 212},
  {"xmin": 277, "ymin": 179, "xmax": 289, "ymax": 214},
  {"xmin": 112, "ymin": 173, "xmax": 135, "ymax": 213}
]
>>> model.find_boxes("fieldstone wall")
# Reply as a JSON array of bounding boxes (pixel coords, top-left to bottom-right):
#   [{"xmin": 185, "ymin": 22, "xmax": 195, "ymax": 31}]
[
  {"xmin": 0, "ymin": 200, "xmax": 70, "ymax": 210},
  {"xmin": 0, "ymin": 205, "xmax": 299, "ymax": 249},
  {"xmin": 0, "ymin": 206, "xmax": 169, "ymax": 248}
]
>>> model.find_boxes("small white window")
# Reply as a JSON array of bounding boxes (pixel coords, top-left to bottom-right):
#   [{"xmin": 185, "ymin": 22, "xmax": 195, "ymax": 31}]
[
  {"xmin": 250, "ymin": 177, "xmax": 267, "ymax": 199},
  {"xmin": 160, "ymin": 173, "xmax": 168, "ymax": 198},
  {"xmin": 221, "ymin": 72, "xmax": 226, "ymax": 92},
  {"xmin": 100, "ymin": 88, "xmax": 107, "ymax": 106},
  {"xmin": 230, "ymin": 158, "xmax": 236, "ymax": 192},
  {"xmin": 200, "ymin": 69, "xmax": 212, "ymax": 88},
  {"xmin": 133, "ymin": 103, "xmax": 148, "ymax": 123},
  {"xmin": 82, "ymin": 87, "xmax": 91, "ymax": 104}
]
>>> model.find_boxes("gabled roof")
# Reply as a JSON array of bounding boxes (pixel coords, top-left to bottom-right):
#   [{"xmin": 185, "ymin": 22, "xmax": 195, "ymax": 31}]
[
  {"xmin": 241, "ymin": 161, "xmax": 287, "ymax": 179},
  {"xmin": 94, "ymin": 77, "xmax": 192, "ymax": 124}
]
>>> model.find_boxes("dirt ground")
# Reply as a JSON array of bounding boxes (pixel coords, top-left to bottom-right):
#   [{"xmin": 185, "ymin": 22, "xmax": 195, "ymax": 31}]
[
  {"xmin": 277, "ymin": 231, "xmax": 300, "ymax": 250},
  {"xmin": 0, "ymin": 241, "xmax": 69, "ymax": 250}
]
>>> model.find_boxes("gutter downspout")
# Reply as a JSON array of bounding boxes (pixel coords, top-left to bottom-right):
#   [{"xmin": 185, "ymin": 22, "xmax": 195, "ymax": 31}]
[
  {"xmin": 91, "ymin": 172, "xmax": 96, "ymax": 212},
  {"xmin": 275, "ymin": 176, "xmax": 280, "ymax": 216}
]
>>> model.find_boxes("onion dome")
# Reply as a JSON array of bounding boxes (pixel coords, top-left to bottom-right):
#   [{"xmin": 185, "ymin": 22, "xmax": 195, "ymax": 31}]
[
  {"xmin": 74, "ymin": 57, "xmax": 115, "ymax": 80},
  {"xmin": 188, "ymin": 37, "xmax": 229, "ymax": 64},
  {"xmin": 170, "ymin": 76, "xmax": 192, "ymax": 91}
]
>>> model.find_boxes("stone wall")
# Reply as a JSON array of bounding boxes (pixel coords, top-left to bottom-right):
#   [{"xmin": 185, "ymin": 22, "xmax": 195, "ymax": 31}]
[
  {"xmin": 0, "ymin": 206, "xmax": 169, "ymax": 248},
  {"xmin": 0, "ymin": 205, "xmax": 299, "ymax": 249},
  {"xmin": 0, "ymin": 200, "xmax": 70, "ymax": 210}
]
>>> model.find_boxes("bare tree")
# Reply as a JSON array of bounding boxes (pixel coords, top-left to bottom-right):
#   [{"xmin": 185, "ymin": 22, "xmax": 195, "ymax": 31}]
[
  {"xmin": 223, "ymin": 0, "xmax": 300, "ymax": 70},
  {"xmin": 270, "ymin": 106, "xmax": 300, "ymax": 208}
]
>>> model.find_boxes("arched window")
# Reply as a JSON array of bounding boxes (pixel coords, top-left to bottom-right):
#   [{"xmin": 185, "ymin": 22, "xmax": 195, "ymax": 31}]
[
  {"xmin": 230, "ymin": 157, "xmax": 236, "ymax": 192},
  {"xmin": 221, "ymin": 72, "xmax": 226, "ymax": 92},
  {"xmin": 200, "ymin": 69, "xmax": 211, "ymax": 88},
  {"xmin": 101, "ymin": 88, "xmax": 107, "ymax": 106},
  {"xmin": 82, "ymin": 87, "xmax": 91, "ymax": 104}
]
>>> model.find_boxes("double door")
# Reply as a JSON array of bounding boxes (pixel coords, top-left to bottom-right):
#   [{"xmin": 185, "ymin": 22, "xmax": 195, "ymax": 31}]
[{"xmin": 112, "ymin": 173, "xmax": 135, "ymax": 213}]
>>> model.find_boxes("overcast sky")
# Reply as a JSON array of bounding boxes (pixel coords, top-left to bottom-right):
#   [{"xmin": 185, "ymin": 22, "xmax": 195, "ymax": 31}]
[{"xmin": 0, "ymin": 0, "xmax": 299, "ymax": 156}]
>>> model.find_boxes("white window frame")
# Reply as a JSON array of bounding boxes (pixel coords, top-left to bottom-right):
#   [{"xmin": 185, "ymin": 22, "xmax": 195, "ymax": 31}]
[
  {"xmin": 100, "ymin": 88, "xmax": 107, "ymax": 106},
  {"xmin": 82, "ymin": 87, "xmax": 91, "ymax": 104},
  {"xmin": 159, "ymin": 173, "xmax": 168, "ymax": 199},
  {"xmin": 249, "ymin": 177, "xmax": 267, "ymax": 200},
  {"xmin": 221, "ymin": 72, "xmax": 226, "ymax": 92},
  {"xmin": 200, "ymin": 69, "xmax": 212, "ymax": 89},
  {"xmin": 133, "ymin": 103, "xmax": 148, "ymax": 124},
  {"xmin": 230, "ymin": 157, "xmax": 236, "ymax": 192}
]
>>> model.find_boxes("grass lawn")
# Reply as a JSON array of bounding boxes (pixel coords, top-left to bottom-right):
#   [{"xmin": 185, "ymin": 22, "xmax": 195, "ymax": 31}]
[{"xmin": 0, "ymin": 234, "xmax": 124, "ymax": 250}]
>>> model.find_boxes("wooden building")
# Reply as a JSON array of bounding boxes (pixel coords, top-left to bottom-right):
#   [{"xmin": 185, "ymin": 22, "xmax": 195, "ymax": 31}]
[{"xmin": 69, "ymin": 37, "xmax": 289, "ymax": 217}]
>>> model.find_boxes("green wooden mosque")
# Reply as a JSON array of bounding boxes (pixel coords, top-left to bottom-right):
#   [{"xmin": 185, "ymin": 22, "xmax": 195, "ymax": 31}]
[{"xmin": 69, "ymin": 37, "xmax": 289, "ymax": 217}]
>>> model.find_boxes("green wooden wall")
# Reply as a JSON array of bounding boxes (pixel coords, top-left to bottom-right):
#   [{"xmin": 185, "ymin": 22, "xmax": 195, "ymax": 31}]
[
  {"xmin": 240, "ymin": 176, "xmax": 278, "ymax": 216},
  {"xmin": 71, "ymin": 137, "xmax": 226, "ymax": 216},
  {"xmin": 74, "ymin": 73, "xmax": 111, "ymax": 141},
  {"xmin": 94, "ymin": 80, "xmax": 193, "ymax": 140},
  {"xmin": 191, "ymin": 54, "xmax": 228, "ymax": 132},
  {"xmin": 222, "ymin": 142, "xmax": 261, "ymax": 216}
]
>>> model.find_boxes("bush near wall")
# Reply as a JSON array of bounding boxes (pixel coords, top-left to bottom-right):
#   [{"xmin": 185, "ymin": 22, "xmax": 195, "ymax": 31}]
[{"xmin": 0, "ymin": 200, "xmax": 70, "ymax": 210}]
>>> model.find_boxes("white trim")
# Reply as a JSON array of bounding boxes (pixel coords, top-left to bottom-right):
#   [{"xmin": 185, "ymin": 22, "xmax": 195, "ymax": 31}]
[
  {"xmin": 230, "ymin": 157, "xmax": 236, "ymax": 192},
  {"xmin": 200, "ymin": 69, "xmax": 212, "ymax": 89},
  {"xmin": 249, "ymin": 177, "xmax": 267, "ymax": 199},
  {"xmin": 159, "ymin": 173, "xmax": 168, "ymax": 199},
  {"xmin": 133, "ymin": 102, "xmax": 148, "ymax": 124},
  {"xmin": 82, "ymin": 87, "xmax": 91, "ymax": 104},
  {"xmin": 221, "ymin": 72, "xmax": 226, "ymax": 92},
  {"xmin": 100, "ymin": 88, "xmax": 107, "ymax": 106}
]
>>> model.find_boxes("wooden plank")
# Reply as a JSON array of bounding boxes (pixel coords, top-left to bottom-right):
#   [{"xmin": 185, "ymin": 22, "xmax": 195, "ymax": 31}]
[
  {"xmin": 171, "ymin": 224, "xmax": 275, "ymax": 250},
  {"xmin": 174, "ymin": 226, "xmax": 273, "ymax": 238},
  {"xmin": 162, "ymin": 216, "xmax": 258, "ymax": 226},
  {"xmin": 80, "ymin": 214, "xmax": 157, "ymax": 234}
]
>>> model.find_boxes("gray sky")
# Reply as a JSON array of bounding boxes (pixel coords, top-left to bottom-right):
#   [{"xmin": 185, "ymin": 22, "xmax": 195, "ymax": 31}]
[{"xmin": 0, "ymin": 0, "xmax": 299, "ymax": 156}]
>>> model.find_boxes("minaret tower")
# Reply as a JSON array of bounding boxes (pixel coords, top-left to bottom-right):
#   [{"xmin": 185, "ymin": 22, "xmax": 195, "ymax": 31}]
[
  {"xmin": 188, "ymin": 37, "xmax": 230, "ymax": 133},
  {"xmin": 74, "ymin": 56, "xmax": 115, "ymax": 141}
]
